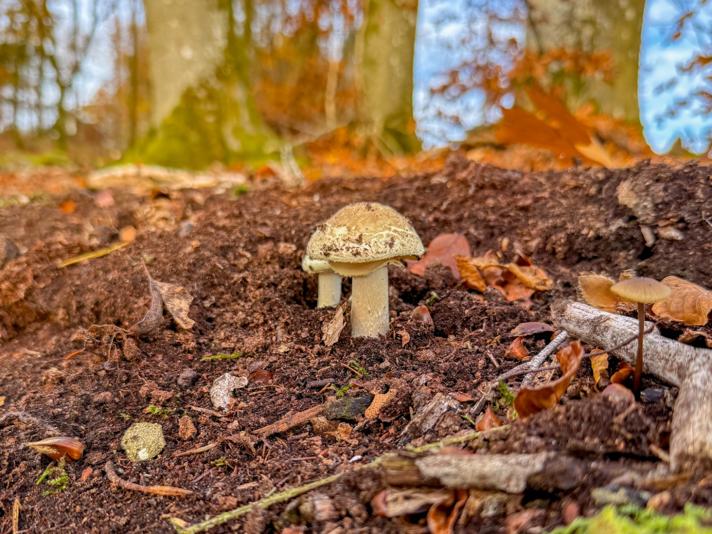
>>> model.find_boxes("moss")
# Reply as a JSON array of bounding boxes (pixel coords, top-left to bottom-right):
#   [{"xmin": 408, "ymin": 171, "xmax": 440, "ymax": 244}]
[
  {"xmin": 201, "ymin": 351, "xmax": 242, "ymax": 361},
  {"xmin": 553, "ymin": 504, "xmax": 712, "ymax": 534},
  {"xmin": 36, "ymin": 459, "xmax": 70, "ymax": 495},
  {"xmin": 144, "ymin": 405, "xmax": 173, "ymax": 418},
  {"xmin": 120, "ymin": 422, "xmax": 166, "ymax": 462}
]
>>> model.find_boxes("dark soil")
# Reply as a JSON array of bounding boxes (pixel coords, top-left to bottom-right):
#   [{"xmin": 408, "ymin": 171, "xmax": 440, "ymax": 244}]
[{"xmin": 1, "ymin": 157, "xmax": 711, "ymax": 532}]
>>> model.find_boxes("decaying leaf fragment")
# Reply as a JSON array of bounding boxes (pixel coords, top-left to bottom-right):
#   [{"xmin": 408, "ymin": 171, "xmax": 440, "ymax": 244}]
[
  {"xmin": 611, "ymin": 362, "xmax": 634, "ymax": 384},
  {"xmin": 25, "ymin": 436, "xmax": 85, "ymax": 461},
  {"xmin": 322, "ymin": 303, "xmax": 346, "ymax": 347},
  {"xmin": 133, "ymin": 267, "xmax": 194, "ymax": 334},
  {"xmin": 514, "ymin": 341, "xmax": 584, "ymax": 417},
  {"xmin": 505, "ymin": 254, "xmax": 553, "ymax": 291},
  {"xmin": 590, "ymin": 352, "xmax": 609, "ymax": 387},
  {"xmin": 578, "ymin": 273, "xmax": 620, "ymax": 312},
  {"xmin": 506, "ymin": 337, "xmax": 530, "ymax": 361},
  {"xmin": 409, "ymin": 233, "xmax": 471, "ymax": 279},
  {"xmin": 510, "ymin": 321, "xmax": 554, "ymax": 337},
  {"xmin": 426, "ymin": 490, "xmax": 468, "ymax": 534},
  {"xmin": 455, "ymin": 256, "xmax": 487, "ymax": 292},
  {"xmin": 476, "ymin": 407, "xmax": 504, "ymax": 431},
  {"xmin": 652, "ymin": 276, "xmax": 712, "ymax": 326}
]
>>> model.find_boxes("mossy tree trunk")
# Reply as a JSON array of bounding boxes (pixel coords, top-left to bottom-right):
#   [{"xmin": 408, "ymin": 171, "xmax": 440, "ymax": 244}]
[
  {"xmin": 138, "ymin": 0, "xmax": 281, "ymax": 168},
  {"xmin": 526, "ymin": 0, "xmax": 644, "ymax": 124},
  {"xmin": 354, "ymin": 0, "xmax": 420, "ymax": 154}
]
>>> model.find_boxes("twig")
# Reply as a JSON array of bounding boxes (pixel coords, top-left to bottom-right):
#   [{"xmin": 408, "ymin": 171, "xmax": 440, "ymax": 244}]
[
  {"xmin": 105, "ymin": 461, "xmax": 193, "ymax": 497},
  {"xmin": 57, "ymin": 241, "xmax": 128, "ymax": 268},
  {"xmin": 521, "ymin": 331, "xmax": 568, "ymax": 386},
  {"xmin": 173, "ymin": 442, "xmax": 220, "ymax": 458},
  {"xmin": 188, "ymin": 405, "xmax": 225, "ymax": 418},
  {"xmin": 254, "ymin": 404, "xmax": 324, "ymax": 438},
  {"xmin": 12, "ymin": 497, "xmax": 20, "ymax": 534}
]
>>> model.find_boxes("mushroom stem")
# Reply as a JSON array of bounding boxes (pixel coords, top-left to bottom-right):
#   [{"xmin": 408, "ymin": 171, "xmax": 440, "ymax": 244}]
[
  {"xmin": 317, "ymin": 272, "xmax": 342, "ymax": 308},
  {"xmin": 634, "ymin": 302, "xmax": 645, "ymax": 394},
  {"xmin": 351, "ymin": 266, "xmax": 389, "ymax": 338}
]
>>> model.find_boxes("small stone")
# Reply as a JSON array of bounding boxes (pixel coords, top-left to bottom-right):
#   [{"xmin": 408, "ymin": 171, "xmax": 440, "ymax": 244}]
[
  {"xmin": 178, "ymin": 221, "xmax": 194, "ymax": 238},
  {"xmin": 121, "ymin": 422, "xmax": 165, "ymax": 462},
  {"xmin": 640, "ymin": 387, "xmax": 665, "ymax": 404},
  {"xmin": 178, "ymin": 415, "xmax": 197, "ymax": 441},
  {"xmin": 92, "ymin": 391, "xmax": 113, "ymax": 404},
  {"xmin": 210, "ymin": 373, "xmax": 248, "ymax": 410},
  {"xmin": 177, "ymin": 368, "xmax": 199, "ymax": 388},
  {"xmin": 323, "ymin": 393, "xmax": 373, "ymax": 422},
  {"xmin": 122, "ymin": 338, "xmax": 141, "ymax": 361},
  {"xmin": 562, "ymin": 499, "xmax": 580, "ymax": 524},
  {"xmin": 658, "ymin": 226, "xmax": 684, "ymax": 241},
  {"xmin": 601, "ymin": 383, "xmax": 635, "ymax": 404}
]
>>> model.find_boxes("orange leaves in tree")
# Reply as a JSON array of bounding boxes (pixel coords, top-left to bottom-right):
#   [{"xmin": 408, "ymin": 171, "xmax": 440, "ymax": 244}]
[
  {"xmin": 409, "ymin": 233, "xmax": 471, "ymax": 279},
  {"xmin": 652, "ymin": 276, "xmax": 712, "ymax": 326},
  {"xmin": 514, "ymin": 341, "xmax": 584, "ymax": 417}
]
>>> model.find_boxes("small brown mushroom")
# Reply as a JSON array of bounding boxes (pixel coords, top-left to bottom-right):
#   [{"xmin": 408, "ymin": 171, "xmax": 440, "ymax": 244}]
[
  {"xmin": 610, "ymin": 277, "xmax": 671, "ymax": 394},
  {"xmin": 307, "ymin": 202, "xmax": 424, "ymax": 338},
  {"xmin": 302, "ymin": 255, "xmax": 342, "ymax": 308}
]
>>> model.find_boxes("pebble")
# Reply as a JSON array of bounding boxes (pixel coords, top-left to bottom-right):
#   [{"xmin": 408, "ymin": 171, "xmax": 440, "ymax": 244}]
[
  {"xmin": 210, "ymin": 373, "xmax": 248, "ymax": 410},
  {"xmin": 121, "ymin": 422, "xmax": 165, "ymax": 462},
  {"xmin": 640, "ymin": 387, "xmax": 665, "ymax": 404},
  {"xmin": 178, "ymin": 415, "xmax": 197, "ymax": 440},
  {"xmin": 177, "ymin": 368, "xmax": 199, "ymax": 388},
  {"xmin": 323, "ymin": 393, "xmax": 373, "ymax": 422},
  {"xmin": 601, "ymin": 383, "xmax": 635, "ymax": 404}
]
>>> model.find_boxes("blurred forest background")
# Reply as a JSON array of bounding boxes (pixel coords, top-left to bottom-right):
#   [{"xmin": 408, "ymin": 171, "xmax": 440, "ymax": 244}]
[{"xmin": 0, "ymin": 0, "xmax": 710, "ymax": 175}]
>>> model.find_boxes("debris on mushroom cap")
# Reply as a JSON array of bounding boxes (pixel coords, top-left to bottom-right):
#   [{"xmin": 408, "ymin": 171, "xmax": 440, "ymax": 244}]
[
  {"xmin": 306, "ymin": 202, "xmax": 424, "ymax": 265},
  {"xmin": 301, "ymin": 255, "xmax": 332, "ymax": 274},
  {"xmin": 610, "ymin": 277, "xmax": 671, "ymax": 304}
]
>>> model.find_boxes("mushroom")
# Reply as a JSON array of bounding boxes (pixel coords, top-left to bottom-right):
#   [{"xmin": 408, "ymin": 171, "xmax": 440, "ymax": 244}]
[
  {"xmin": 301, "ymin": 255, "xmax": 342, "ymax": 308},
  {"xmin": 307, "ymin": 202, "xmax": 424, "ymax": 338},
  {"xmin": 610, "ymin": 277, "xmax": 671, "ymax": 394}
]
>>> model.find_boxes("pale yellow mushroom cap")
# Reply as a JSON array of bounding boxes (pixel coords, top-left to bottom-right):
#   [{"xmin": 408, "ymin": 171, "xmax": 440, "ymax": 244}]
[
  {"xmin": 610, "ymin": 277, "xmax": 671, "ymax": 304},
  {"xmin": 301, "ymin": 255, "xmax": 332, "ymax": 274},
  {"xmin": 306, "ymin": 202, "xmax": 424, "ymax": 275}
]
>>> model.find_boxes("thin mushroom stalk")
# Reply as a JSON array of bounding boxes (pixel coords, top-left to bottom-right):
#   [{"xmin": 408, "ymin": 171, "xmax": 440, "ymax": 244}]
[
  {"xmin": 317, "ymin": 272, "xmax": 342, "ymax": 308},
  {"xmin": 351, "ymin": 266, "xmax": 389, "ymax": 338},
  {"xmin": 634, "ymin": 302, "xmax": 645, "ymax": 394}
]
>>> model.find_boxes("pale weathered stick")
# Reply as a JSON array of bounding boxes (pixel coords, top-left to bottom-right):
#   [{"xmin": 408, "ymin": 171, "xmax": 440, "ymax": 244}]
[{"xmin": 553, "ymin": 300, "xmax": 712, "ymax": 471}]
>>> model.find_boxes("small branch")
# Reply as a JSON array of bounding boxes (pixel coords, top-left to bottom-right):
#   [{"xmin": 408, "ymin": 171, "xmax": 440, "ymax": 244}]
[
  {"xmin": 521, "ymin": 331, "xmax": 568, "ymax": 386},
  {"xmin": 254, "ymin": 404, "xmax": 324, "ymax": 438},
  {"xmin": 173, "ymin": 442, "xmax": 220, "ymax": 458},
  {"xmin": 105, "ymin": 461, "xmax": 192, "ymax": 497},
  {"xmin": 12, "ymin": 498, "xmax": 20, "ymax": 534}
]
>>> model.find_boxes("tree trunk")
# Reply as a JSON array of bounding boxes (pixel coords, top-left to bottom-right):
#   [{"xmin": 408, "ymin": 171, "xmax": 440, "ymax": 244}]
[
  {"xmin": 139, "ymin": 0, "xmax": 281, "ymax": 168},
  {"xmin": 526, "ymin": 0, "xmax": 644, "ymax": 123},
  {"xmin": 354, "ymin": 0, "xmax": 420, "ymax": 153}
]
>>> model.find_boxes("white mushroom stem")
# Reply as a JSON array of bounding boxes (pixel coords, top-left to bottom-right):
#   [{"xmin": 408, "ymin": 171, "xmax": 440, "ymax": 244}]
[
  {"xmin": 351, "ymin": 266, "xmax": 389, "ymax": 338},
  {"xmin": 317, "ymin": 272, "xmax": 342, "ymax": 308},
  {"xmin": 553, "ymin": 300, "xmax": 712, "ymax": 471}
]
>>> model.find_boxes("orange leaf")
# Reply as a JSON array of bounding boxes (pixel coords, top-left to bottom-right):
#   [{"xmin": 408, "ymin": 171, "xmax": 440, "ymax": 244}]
[
  {"xmin": 510, "ymin": 322, "xmax": 554, "ymax": 337},
  {"xmin": 611, "ymin": 362, "xmax": 634, "ymax": 384},
  {"xmin": 25, "ymin": 436, "xmax": 85, "ymax": 461},
  {"xmin": 426, "ymin": 490, "xmax": 468, "ymax": 534},
  {"xmin": 505, "ymin": 262, "xmax": 553, "ymax": 291},
  {"xmin": 455, "ymin": 256, "xmax": 487, "ymax": 292},
  {"xmin": 652, "ymin": 276, "xmax": 712, "ymax": 326},
  {"xmin": 409, "ymin": 233, "xmax": 471, "ymax": 279},
  {"xmin": 476, "ymin": 407, "xmax": 504, "ymax": 431},
  {"xmin": 578, "ymin": 274, "xmax": 620, "ymax": 312},
  {"xmin": 506, "ymin": 337, "xmax": 530, "ymax": 361},
  {"xmin": 514, "ymin": 341, "xmax": 584, "ymax": 417},
  {"xmin": 59, "ymin": 199, "xmax": 77, "ymax": 214}
]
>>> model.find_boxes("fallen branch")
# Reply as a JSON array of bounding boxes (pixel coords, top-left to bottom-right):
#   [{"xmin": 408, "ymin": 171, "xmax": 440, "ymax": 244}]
[
  {"xmin": 553, "ymin": 300, "xmax": 712, "ymax": 471},
  {"xmin": 254, "ymin": 404, "xmax": 324, "ymax": 438},
  {"xmin": 57, "ymin": 241, "xmax": 128, "ymax": 268},
  {"xmin": 105, "ymin": 461, "xmax": 193, "ymax": 497},
  {"xmin": 173, "ymin": 442, "xmax": 220, "ymax": 458}
]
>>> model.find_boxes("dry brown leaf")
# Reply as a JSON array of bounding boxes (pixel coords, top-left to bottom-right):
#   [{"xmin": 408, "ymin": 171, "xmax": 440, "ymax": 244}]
[
  {"xmin": 25, "ymin": 436, "xmax": 85, "ymax": 461},
  {"xmin": 153, "ymin": 280, "xmax": 195, "ymax": 330},
  {"xmin": 365, "ymin": 388, "xmax": 398, "ymax": 420},
  {"xmin": 514, "ymin": 341, "xmax": 584, "ymax": 417},
  {"xmin": 426, "ymin": 490, "xmax": 468, "ymax": 534},
  {"xmin": 409, "ymin": 233, "xmax": 471, "ymax": 279},
  {"xmin": 505, "ymin": 262, "xmax": 553, "ymax": 291},
  {"xmin": 611, "ymin": 362, "xmax": 634, "ymax": 384},
  {"xmin": 590, "ymin": 352, "xmax": 609, "ymax": 387},
  {"xmin": 498, "ymin": 279, "xmax": 535, "ymax": 302},
  {"xmin": 678, "ymin": 329, "xmax": 712, "ymax": 349},
  {"xmin": 133, "ymin": 271, "xmax": 164, "ymax": 334},
  {"xmin": 506, "ymin": 337, "xmax": 530, "ymax": 361},
  {"xmin": 322, "ymin": 303, "xmax": 345, "ymax": 347},
  {"xmin": 652, "ymin": 276, "xmax": 712, "ymax": 326},
  {"xmin": 455, "ymin": 256, "xmax": 487, "ymax": 292},
  {"xmin": 510, "ymin": 322, "xmax": 554, "ymax": 337},
  {"xmin": 476, "ymin": 407, "xmax": 504, "ymax": 431},
  {"xmin": 578, "ymin": 273, "xmax": 620, "ymax": 312}
]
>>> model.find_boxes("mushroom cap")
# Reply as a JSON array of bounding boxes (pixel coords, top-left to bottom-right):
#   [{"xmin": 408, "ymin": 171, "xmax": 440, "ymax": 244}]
[
  {"xmin": 610, "ymin": 277, "xmax": 671, "ymax": 304},
  {"xmin": 306, "ymin": 202, "xmax": 424, "ymax": 265},
  {"xmin": 301, "ymin": 255, "xmax": 332, "ymax": 274}
]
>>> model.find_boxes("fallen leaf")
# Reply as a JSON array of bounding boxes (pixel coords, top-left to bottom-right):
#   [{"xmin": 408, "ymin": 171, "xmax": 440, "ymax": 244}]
[
  {"xmin": 514, "ymin": 341, "xmax": 584, "ymax": 417},
  {"xmin": 248, "ymin": 369, "xmax": 273, "ymax": 383},
  {"xmin": 397, "ymin": 329, "xmax": 411, "ymax": 346},
  {"xmin": 578, "ymin": 274, "xmax": 619, "ymax": 312},
  {"xmin": 427, "ymin": 490, "xmax": 468, "ymax": 534},
  {"xmin": 59, "ymin": 199, "xmax": 77, "ymax": 214},
  {"xmin": 25, "ymin": 436, "xmax": 85, "ymax": 461},
  {"xmin": 371, "ymin": 488, "xmax": 450, "ymax": 517},
  {"xmin": 678, "ymin": 329, "xmax": 712, "ymax": 349},
  {"xmin": 153, "ymin": 280, "xmax": 194, "ymax": 330},
  {"xmin": 365, "ymin": 388, "xmax": 398, "ymax": 420},
  {"xmin": 133, "ymin": 269, "xmax": 163, "ymax": 334},
  {"xmin": 498, "ymin": 277, "xmax": 535, "ymax": 302},
  {"xmin": 590, "ymin": 352, "xmax": 609, "ymax": 387},
  {"xmin": 476, "ymin": 407, "xmax": 503, "ymax": 431},
  {"xmin": 322, "ymin": 303, "xmax": 345, "ymax": 347},
  {"xmin": 506, "ymin": 257, "xmax": 553, "ymax": 291},
  {"xmin": 409, "ymin": 233, "xmax": 471, "ymax": 279},
  {"xmin": 652, "ymin": 276, "xmax": 712, "ymax": 326},
  {"xmin": 455, "ymin": 256, "xmax": 487, "ymax": 292},
  {"xmin": 451, "ymin": 392, "xmax": 474, "ymax": 403},
  {"xmin": 611, "ymin": 362, "xmax": 634, "ymax": 384},
  {"xmin": 79, "ymin": 467, "xmax": 93, "ymax": 482},
  {"xmin": 506, "ymin": 337, "xmax": 530, "ymax": 361},
  {"xmin": 510, "ymin": 322, "xmax": 554, "ymax": 337}
]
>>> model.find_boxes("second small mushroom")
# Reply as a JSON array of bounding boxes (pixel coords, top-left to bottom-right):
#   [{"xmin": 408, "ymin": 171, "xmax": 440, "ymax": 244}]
[
  {"xmin": 307, "ymin": 202, "xmax": 424, "ymax": 338},
  {"xmin": 302, "ymin": 255, "xmax": 342, "ymax": 308}
]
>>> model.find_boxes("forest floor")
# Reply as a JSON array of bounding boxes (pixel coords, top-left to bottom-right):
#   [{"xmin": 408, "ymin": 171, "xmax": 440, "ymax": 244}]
[{"xmin": 0, "ymin": 156, "xmax": 711, "ymax": 533}]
